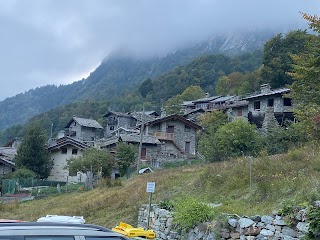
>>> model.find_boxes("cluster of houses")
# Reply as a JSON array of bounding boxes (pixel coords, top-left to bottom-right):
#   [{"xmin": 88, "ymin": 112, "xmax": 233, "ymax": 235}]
[{"xmin": 0, "ymin": 83, "xmax": 294, "ymax": 183}]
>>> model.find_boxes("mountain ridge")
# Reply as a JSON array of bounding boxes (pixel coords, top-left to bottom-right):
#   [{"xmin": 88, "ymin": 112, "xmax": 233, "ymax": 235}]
[{"xmin": 0, "ymin": 30, "xmax": 278, "ymax": 130}]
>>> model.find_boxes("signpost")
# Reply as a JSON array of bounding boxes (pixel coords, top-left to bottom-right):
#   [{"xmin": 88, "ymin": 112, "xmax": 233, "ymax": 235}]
[{"xmin": 146, "ymin": 182, "xmax": 155, "ymax": 229}]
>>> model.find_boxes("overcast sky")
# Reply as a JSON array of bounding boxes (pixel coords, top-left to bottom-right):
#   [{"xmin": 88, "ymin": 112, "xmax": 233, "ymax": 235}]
[{"xmin": 0, "ymin": 0, "xmax": 319, "ymax": 101}]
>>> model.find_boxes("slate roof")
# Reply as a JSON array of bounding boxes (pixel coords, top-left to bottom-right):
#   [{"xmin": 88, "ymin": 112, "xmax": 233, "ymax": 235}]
[
  {"xmin": 120, "ymin": 134, "xmax": 161, "ymax": 145},
  {"xmin": 0, "ymin": 147, "xmax": 17, "ymax": 168},
  {"xmin": 0, "ymin": 147, "xmax": 17, "ymax": 159},
  {"xmin": 103, "ymin": 111, "xmax": 131, "ymax": 118},
  {"xmin": 144, "ymin": 114, "xmax": 203, "ymax": 130},
  {"xmin": 192, "ymin": 96, "xmax": 220, "ymax": 103},
  {"xmin": 47, "ymin": 136, "xmax": 89, "ymax": 152},
  {"xmin": 242, "ymin": 88, "xmax": 290, "ymax": 100},
  {"xmin": 100, "ymin": 134, "xmax": 161, "ymax": 147},
  {"xmin": 110, "ymin": 127, "xmax": 140, "ymax": 135},
  {"xmin": 210, "ymin": 96, "xmax": 235, "ymax": 103},
  {"xmin": 65, "ymin": 117, "xmax": 103, "ymax": 129},
  {"xmin": 103, "ymin": 111, "xmax": 155, "ymax": 122},
  {"xmin": 225, "ymin": 100, "xmax": 249, "ymax": 108},
  {"xmin": 136, "ymin": 111, "xmax": 159, "ymax": 117}
]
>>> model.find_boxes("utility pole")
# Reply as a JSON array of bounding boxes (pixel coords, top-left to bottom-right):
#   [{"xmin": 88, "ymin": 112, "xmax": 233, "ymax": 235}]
[{"xmin": 137, "ymin": 104, "xmax": 145, "ymax": 174}]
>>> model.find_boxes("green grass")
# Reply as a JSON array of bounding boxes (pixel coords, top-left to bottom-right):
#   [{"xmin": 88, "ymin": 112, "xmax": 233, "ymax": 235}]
[{"xmin": 1, "ymin": 144, "xmax": 320, "ymax": 229}]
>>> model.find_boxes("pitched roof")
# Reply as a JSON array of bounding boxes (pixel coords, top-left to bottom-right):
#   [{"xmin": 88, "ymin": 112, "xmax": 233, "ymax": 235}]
[
  {"xmin": 0, "ymin": 158, "xmax": 15, "ymax": 168},
  {"xmin": 120, "ymin": 134, "xmax": 161, "ymax": 145},
  {"xmin": 242, "ymin": 88, "xmax": 290, "ymax": 100},
  {"xmin": 110, "ymin": 127, "xmax": 139, "ymax": 135},
  {"xmin": 103, "ymin": 111, "xmax": 131, "ymax": 118},
  {"xmin": 0, "ymin": 147, "xmax": 17, "ymax": 159},
  {"xmin": 0, "ymin": 147, "xmax": 16, "ymax": 167},
  {"xmin": 47, "ymin": 136, "xmax": 89, "ymax": 152},
  {"xmin": 99, "ymin": 134, "xmax": 161, "ymax": 147},
  {"xmin": 103, "ymin": 111, "xmax": 155, "ymax": 122},
  {"xmin": 65, "ymin": 117, "xmax": 103, "ymax": 129},
  {"xmin": 144, "ymin": 114, "xmax": 203, "ymax": 130},
  {"xmin": 136, "ymin": 111, "xmax": 159, "ymax": 117},
  {"xmin": 210, "ymin": 96, "xmax": 235, "ymax": 103},
  {"xmin": 192, "ymin": 96, "xmax": 220, "ymax": 103}
]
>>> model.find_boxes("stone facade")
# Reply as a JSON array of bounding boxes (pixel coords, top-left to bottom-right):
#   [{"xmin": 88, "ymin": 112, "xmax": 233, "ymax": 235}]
[
  {"xmin": 138, "ymin": 205, "xmax": 309, "ymax": 240},
  {"xmin": 145, "ymin": 115, "xmax": 202, "ymax": 158},
  {"xmin": 104, "ymin": 113, "xmax": 136, "ymax": 138},
  {"xmin": 64, "ymin": 117, "xmax": 103, "ymax": 144}
]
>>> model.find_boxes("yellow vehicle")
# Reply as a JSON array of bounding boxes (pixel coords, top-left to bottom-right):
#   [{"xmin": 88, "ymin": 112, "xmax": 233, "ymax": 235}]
[{"xmin": 112, "ymin": 222, "xmax": 156, "ymax": 239}]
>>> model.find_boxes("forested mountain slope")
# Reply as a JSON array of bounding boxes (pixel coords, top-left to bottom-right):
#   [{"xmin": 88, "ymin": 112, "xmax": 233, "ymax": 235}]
[{"xmin": 0, "ymin": 31, "xmax": 276, "ymax": 130}]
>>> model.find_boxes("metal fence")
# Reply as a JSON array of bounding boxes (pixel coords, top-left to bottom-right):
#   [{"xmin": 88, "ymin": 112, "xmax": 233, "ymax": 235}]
[{"xmin": 1, "ymin": 178, "xmax": 67, "ymax": 195}]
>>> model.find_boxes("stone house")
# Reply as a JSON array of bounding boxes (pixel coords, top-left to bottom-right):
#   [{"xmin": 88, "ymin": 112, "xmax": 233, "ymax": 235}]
[
  {"xmin": 64, "ymin": 116, "xmax": 103, "ymax": 145},
  {"xmin": 240, "ymin": 84, "xmax": 293, "ymax": 127},
  {"xmin": 143, "ymin": 114, "xmax": 203, "ymax": 161},
  {"xmin": 103, "ymin": 111, "xmax": 156, "ymax": 138},
  {"xmin": 47, "ymin": 136, "xmax": 88, "ymax": 182},
  {"xmin": 0, "ymin": 147, "xmax": 16, "ymax": 175},
  {"xmin": 98, "ymin": 134, "xmax": 161, "ymax": 167},
  {"xmin": 183, "ymin": 95, "xmax": 221, "ymax": 113}
]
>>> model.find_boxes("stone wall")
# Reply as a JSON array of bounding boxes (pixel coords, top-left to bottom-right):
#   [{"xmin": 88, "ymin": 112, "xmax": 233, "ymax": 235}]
[{"xmin": 138, "ymin": 204, "xmax": 309, "ymax": 240}]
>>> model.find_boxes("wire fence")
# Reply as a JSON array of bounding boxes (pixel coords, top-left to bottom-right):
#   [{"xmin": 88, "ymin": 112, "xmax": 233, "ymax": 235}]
[{"xmin": 1, "ymin": 178, "xmax": 82, "ymax": 196}]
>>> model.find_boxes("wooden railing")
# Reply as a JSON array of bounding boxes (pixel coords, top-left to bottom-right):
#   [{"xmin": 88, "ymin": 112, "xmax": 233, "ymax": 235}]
[{"xmin": 154, "ymin": 131, "xmax": 174, "ymax": 140}]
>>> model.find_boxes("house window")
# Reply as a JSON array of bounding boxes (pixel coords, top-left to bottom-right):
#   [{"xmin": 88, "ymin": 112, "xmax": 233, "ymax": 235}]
[
  {"xmin": 236, "ymin": 109, "xmax": 242, "ymax": 117},
  {"xmin": 167, "ymin": 126, "xmax": 174, "ymax": 133},
  {"xmin": 72, "ymin": 149, "xmax": 78, "ymax": 155},
  {"xmin": 61, "ymin": 148, "xmax": 67, "ymax": 154},
  {"xmin": 184, "ymin": 125, "xmax": 191, "ymax": 132},
  {"xmin": 185, "ymin": 142, "xmax": 191, "ymax": 154},
  {"xmin": 283, "ymin": 98, "xmax": 292, "ymax": 106},
  {"xmin": 74, "ymin": 121, "xmax": 77, "ymax": 126},
  {"xmin": 141, "ymin": 148, "xmax": 147, "ymax": 160},
  {"xmin": 268, "ymin": 98, "xmax": 274, "ymax": 107},
  {"xmin": 155, "ymin": 123, "xmax": 161, "ymax": 130},
  {"xmin": 254, "ymin": 101, "xmax": 260, "ymax": 110}
]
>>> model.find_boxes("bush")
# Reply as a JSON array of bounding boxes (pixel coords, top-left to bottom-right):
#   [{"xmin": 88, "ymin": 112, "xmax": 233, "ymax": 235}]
[
  {"xmin": 159, "ymin": 199, "xmax": 175, "ymax": 211},
  {"xmin": 173, "ymin": 196, "xmax": 214, "ymax": 229},
  {"xmin": 10, "ymin": 168, "xmax": 36, "ymax": 179}
]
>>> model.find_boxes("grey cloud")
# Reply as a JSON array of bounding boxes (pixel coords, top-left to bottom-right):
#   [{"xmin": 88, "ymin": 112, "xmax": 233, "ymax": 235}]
[{"xmin": 0, "ymin": 0, "xmax": 319, "ymax": 100}]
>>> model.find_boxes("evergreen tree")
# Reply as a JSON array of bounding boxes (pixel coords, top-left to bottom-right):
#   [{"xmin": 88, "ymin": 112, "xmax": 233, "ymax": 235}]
[{"xmin": 14, "ymin": 122, "xmax": 52, "ymax": 179}]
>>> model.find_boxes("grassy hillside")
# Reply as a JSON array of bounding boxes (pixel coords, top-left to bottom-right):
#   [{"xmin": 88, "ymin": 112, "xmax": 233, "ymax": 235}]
[{"xmin": 1, "ymin": 144, "xmax": 319, "ymax": 229}]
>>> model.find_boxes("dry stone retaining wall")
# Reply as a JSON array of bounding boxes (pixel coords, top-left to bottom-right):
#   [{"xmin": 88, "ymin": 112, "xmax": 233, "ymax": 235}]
[{"xmin": 138, "ymin": 204, "xmax": 309, "ymax": 240}]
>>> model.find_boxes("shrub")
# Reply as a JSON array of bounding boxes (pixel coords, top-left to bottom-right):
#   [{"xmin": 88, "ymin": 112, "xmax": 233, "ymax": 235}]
[
  {"xmin": 307, "ymin": 205, "xmax": 320, "ymax": 239},
  {"xmin": 159, "ymin": 199, "xmax": 175, "ymax": 211},
  {"xmin": 10, "ymin": 168, "xmax": 36, "ymax": 179},
  {"xmin": 173, "ymin": 196, "xmax": 214, "ymax": 229}
]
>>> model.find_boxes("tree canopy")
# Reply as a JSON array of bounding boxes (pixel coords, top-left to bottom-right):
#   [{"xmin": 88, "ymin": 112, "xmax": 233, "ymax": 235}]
[
  {"xmin": 14, "ymin": 122, "xmax": 51, "ymax": 179},
  {"xmin": 115, "ymin": 142, "xmax": 137, "ymax": 177},
  {"xmin": 261, "ymin": 30, "xmax": 313, "ymax": 88},
  {"xmin": 289, "ymin": 13, "xmax": 320, "ymax": 140},
  {"xmin": 65, "ymin": 148, "xmax": 114, "ymax": 178}
]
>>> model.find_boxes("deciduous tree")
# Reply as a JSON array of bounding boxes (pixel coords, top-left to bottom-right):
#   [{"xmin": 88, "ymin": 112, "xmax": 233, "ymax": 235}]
[
  {"xmin": 115, "ymin": 142, "xmax": 137, "ymax": 177},
  {"xmin": 66, "ymin": 148, "xmax": 114, "ymax": 178}
]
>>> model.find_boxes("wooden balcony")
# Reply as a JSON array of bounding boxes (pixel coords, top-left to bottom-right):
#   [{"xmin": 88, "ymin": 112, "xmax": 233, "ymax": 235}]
[{"xmin": 154, "ymin": 131, "xmax": 174, "ymax": 141}]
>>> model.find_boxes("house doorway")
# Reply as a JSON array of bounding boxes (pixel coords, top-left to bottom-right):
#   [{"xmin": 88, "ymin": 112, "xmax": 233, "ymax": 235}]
[{"xmin": 141, "ymin": 147, "xmax": 147, "ymax": 160}]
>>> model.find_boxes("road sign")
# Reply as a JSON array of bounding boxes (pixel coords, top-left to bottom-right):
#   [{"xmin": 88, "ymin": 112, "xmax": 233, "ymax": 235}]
[{"xmin": 146, "ymin": 182, "xmax": 155, "ymax": 193}]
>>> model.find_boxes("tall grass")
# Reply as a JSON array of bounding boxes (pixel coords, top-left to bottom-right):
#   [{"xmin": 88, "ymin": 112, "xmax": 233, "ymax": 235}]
[{"xmin": 1, "ymin": 145, "xmax": 320, "ymax": 228}]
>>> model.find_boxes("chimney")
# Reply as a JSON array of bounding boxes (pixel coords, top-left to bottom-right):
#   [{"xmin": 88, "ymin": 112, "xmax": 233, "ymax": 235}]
[
  {"xmin": 260, "ymin": 84, "xmax": 271, "ymax": 94},
  {"xmin": 205, "ymin": 93, "xmax": 210, "ymax": 98},
  {"xmin": 161, "ymin": 107, "xmax": 167, "ymax": 118}
]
